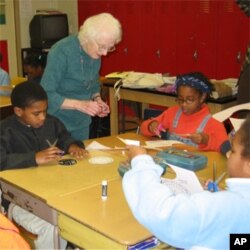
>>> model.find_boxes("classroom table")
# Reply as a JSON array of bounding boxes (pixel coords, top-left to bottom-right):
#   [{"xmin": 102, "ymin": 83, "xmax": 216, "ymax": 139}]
[
  {"xmin": 48, "ymin": 145, "xmax": 227, "ymax": 250},
  {"xmin": 102, "ymin": 78, "xmax": 237, "ymax": 135},
  {"xmin": 0, "ymin": 133, "xmax": 227, "ymax": 249},
  {"xmin": 0, "ymin": 148, "xmax": 127, "ymax": 224},
  {"xmin": 0, "ymin": 133, "xmax": 147, "ymax": 224},
  {"xmin": 0, "ymin": 95, "xmax": 12, "ymax": 120}
]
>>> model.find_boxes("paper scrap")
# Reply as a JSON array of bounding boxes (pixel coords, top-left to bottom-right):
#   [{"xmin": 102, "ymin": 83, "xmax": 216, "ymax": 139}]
[
  {"xmin": 86, "ymin": 141, "xmax": 111, "ymax": 151},
  {"xmin": 117, "ymin": 137, "xmax": 140, "ymax": 146}
]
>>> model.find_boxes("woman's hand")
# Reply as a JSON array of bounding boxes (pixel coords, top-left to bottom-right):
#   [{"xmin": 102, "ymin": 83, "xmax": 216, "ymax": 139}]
[
  {"xmin": 35, "ymin": 147, "xmax": 64, "ymax": 165},
  {"xmin": 68, "ymin": 144, "xmax": 89, "ymax": 159},
  {"xmin": 95, "ymin": 99, "xmax": 110, "ymax": 117},
  {"xmin": 76, "ymin": 100, "xmax": 102, "ymax": 116}
]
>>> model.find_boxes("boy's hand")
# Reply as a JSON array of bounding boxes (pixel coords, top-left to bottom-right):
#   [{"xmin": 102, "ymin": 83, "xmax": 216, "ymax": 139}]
[
  {"xmin": 68, "ymin": 144, "xmax": 89, "ymax": 159},
  {"xmin": 36, "ymin": 147, "xmax": 64, "ymax": 165}
]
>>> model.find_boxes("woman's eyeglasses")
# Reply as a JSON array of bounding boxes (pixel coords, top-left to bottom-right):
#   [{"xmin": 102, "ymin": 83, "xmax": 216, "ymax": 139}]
[
  {"xmin": 175, "ymin": 97, "xmax": 196, "ymax": 105},
  {"xmin": 95, "ymin": 42, "xmax": 116, "ymax": 53}
]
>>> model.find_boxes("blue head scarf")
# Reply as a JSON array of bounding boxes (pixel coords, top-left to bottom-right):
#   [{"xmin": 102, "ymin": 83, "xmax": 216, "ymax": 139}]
[{"xmin": 174, "ymin": 75, "xmax": 211, "ymax": 94}]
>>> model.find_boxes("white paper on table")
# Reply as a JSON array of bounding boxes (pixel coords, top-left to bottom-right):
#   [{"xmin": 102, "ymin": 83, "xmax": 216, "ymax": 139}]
[
  {"xmin": 161, "ymin": 163, "xmax": 204, "ymax": 195},
  {"xmin": 117, "ymin": 137, "xmax": 140, "ymax": 146},
  {"xmin": 86, "ymin": 141, "xmax": 111, "ymax": 151},
  {"xmin": 145, "ymin": 140, "xmax": 184, "ymax": 148}
]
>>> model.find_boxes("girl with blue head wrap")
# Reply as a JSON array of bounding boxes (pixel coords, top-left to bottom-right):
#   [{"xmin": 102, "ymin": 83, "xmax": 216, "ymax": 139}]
[
  {"xmin": 140, "ymin": 71, "xmax": 230, "ymax": 154},
  {"xmin": 175, "ymin": 72, "xmax": 213, "ymax": 95}
]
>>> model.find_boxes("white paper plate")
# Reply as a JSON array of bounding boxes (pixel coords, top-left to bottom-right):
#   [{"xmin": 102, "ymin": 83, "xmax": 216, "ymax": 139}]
[{"xmin": 88, "ymin": 156, "xmax": 114, "ymax": 165}]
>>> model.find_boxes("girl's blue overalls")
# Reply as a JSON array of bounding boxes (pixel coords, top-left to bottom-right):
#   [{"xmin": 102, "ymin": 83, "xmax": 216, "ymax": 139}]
[{"xmin": 162, "ymin": 108, "xmax": 211, "ymax": 147}]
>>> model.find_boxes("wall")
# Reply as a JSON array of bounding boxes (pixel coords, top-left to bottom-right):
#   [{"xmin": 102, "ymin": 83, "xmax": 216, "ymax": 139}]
[
  {"xmin": 78, "ymin": 0, "xmax": 249, "ymax": 79},
  {"xmin": 18, "ymin": 0, "xmax": 79, "ymax": 48}
]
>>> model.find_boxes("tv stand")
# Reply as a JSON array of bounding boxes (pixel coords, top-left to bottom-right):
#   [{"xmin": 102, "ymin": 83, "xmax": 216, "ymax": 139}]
[{"xmin": 21, "ymin": 48, "xmax": 49, "ymax": 77}]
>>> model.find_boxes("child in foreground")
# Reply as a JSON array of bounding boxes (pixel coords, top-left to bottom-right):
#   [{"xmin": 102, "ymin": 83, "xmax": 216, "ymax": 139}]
[
  {"xmin": 123, "ymin": 115, "xmax": 250, "ymax": 249},
  {"xmin": 0, "ymin": 81, "xmax": 87, "ymax": 249},
  {"xmin": 0, "ymin": 211, "xmax": 30, "ymax": 249},
  {"xmin": 140, "ymin": 72, "xmax": 230, "ymax": 154}
]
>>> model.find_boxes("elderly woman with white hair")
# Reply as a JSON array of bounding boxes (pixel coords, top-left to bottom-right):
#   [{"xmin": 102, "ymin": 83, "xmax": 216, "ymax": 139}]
[{"xmin": 41, "ymin": 13, "xmax": 122, "ymax": 140}]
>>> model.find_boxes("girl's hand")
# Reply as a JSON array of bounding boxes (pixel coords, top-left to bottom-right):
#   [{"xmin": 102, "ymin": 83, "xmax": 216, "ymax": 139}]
[
  {"xmin": 188, "ymin": 132, "xmax": 209, "ymax": 145},
  {"xmin": 68, "ymin": 144, "xmax": 89, "ymax": 159},
  {"xmin": 148, "ymin": 121, "xmax": 165, "ymax": 138},
  {"xmin": 36, "ymin": 147, "xmax": 64, "ymax": 165}
]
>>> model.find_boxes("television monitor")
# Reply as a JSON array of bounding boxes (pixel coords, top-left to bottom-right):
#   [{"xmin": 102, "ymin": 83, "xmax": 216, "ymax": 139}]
[{"xmin": 29, "ymin": 14, "xmax": 69, "ymax": 49}]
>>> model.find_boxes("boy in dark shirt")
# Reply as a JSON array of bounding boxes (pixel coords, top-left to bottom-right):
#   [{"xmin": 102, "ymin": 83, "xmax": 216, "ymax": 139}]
[
  {"xmin": 0, "ymin": 81, "xmax": 87, "ymax": 170},
  {"xmin": 0, "ymin": 81, "xmax": 87, "ymax": 249}
]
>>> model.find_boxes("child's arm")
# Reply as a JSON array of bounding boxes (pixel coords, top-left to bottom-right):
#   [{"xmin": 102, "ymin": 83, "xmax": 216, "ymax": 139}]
[
  {"xmin": 35, "ymin": 146, "xmax": 64, "ymax": 165},
  {"xmin": 148, "ymin": 121, "xmax": 166, "ymax": 138}
]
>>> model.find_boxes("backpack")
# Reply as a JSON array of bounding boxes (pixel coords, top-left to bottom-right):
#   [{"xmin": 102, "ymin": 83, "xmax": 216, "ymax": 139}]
[{"xmin": 114, "ymin": 72, "xmax": 165, "ymax": 100}]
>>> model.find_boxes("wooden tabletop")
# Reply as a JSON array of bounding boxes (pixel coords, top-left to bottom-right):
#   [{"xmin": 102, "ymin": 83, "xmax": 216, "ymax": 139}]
[{"xmin": 0, "ymin": 96, "xmax": 11, "ymax": 108}]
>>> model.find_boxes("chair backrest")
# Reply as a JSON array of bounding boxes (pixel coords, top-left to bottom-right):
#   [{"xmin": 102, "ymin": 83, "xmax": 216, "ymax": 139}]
[
  {"xmin": 212, "ymin": 103, "xmax": 250, "ymax": 122},
  {"xmin": 213, "ymin": 103, "xmax": 250, "ymax": 132},
  {"xmin": 143, "ymin": 108, "xmax": 164, "ymax": 120}
]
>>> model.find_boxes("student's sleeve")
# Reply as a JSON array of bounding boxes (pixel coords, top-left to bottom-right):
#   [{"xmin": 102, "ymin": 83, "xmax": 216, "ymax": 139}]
[
  {"xmin": 199, "ymin": 118, "xmax": 231, "ymax": 153},
  {"xmin": 0, "ymin": 70, "xmax": 10, "ymax": 86},
  {"xmin": 0, "ymin": 137, "xmax": 37, "ymax": 171},
  {"xmin": 122, "ymin": 155, "xmax": 228, "ymax": 248},
  {"xmin": 122, "ymin": 154, "xmax": 203, "ymax": 247}
]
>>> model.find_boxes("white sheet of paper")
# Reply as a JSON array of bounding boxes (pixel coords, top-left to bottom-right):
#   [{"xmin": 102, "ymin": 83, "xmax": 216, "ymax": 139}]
[
  {"xmin": 86, "ymin": 141, "xmax": 111, "ymax": 151},
  {"xmin": 161, "ymin": 163, "xmax": 204, "ymax": 195},
  {"xmin": 117, "ymin": 137, "xmax": 140, "ymax": 146}
]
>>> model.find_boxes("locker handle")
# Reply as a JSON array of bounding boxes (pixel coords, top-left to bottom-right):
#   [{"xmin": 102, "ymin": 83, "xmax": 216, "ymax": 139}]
[{"xmin": 193, "ymin": 50, "xmax": 198, "ymax": 61}]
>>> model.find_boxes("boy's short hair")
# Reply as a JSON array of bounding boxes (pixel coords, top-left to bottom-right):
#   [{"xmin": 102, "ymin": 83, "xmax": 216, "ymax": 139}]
[{"xmin": 11, "ymin": 81, "xmax": 47, "ymax": 108}]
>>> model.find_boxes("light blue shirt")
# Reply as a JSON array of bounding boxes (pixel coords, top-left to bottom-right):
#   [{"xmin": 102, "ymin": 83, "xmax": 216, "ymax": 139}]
[
  {"xmin": 0, "ymin": 67, "xmax": 10, "ymax": 86},
  {"xmin": 122, "ymin": 154, "xmax": 250, "ymax": 249},
  {"xmin": 0, "ymin": 67, "xmax": 11, "ymax": 96}
]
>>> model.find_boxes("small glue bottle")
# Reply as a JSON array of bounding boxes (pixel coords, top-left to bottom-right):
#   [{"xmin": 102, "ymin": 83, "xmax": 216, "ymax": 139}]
[{"xmin": 101, "ymin": 180, "xmax": 108, "ymax": 200}]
